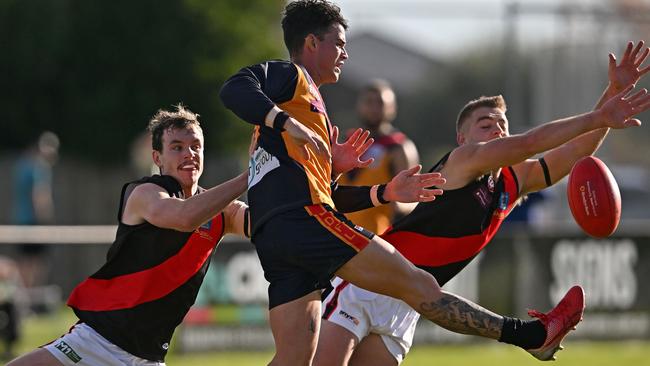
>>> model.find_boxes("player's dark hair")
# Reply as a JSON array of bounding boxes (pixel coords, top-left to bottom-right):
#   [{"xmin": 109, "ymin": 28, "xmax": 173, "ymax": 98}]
[
  {"xmin": 456, "ymin": 95, "xmax": 507, "ymax": 133},
  {"xmin": 282, "ymin": 0, "xmax": 348, "ymax": 57},
  {"xmin": 148, "ymin": 104, "xmax": 202, "ymax": 152}
]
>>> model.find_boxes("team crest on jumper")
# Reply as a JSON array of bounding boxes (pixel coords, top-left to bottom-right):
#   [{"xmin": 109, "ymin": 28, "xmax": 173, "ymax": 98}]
[
  {"xmin": 498, "ymin": 192, "xmax": 509, "ymax": 211},
  {"xmin": 199, "ymin": 220, "xmax": 212, "ymax": 231},
  {"xmin": 310, "ymin": 98, "xmax": 326, "ymax": 115},
  {"xmin": 196, "ymin": 219, "xmax": 215, "ymax": 241},
  {"xmin": 249, "ymin": 146, "xmax": 280, "ymax": 188}
]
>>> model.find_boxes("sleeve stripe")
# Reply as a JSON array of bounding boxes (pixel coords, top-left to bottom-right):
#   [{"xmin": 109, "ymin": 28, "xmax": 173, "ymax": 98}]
[
  {"xmin": 264, "ymin": 106, "xmax": 282, "ymax": 128},
  {"xmin": 370, "ymin": 185, "xmax": 382, "ymax": 207}
]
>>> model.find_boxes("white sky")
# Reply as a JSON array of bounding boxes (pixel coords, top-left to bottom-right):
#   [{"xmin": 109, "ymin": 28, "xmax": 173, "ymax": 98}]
[{"xmin": 334, "ymin": 0, "xmax": 629, "ymax": 58}]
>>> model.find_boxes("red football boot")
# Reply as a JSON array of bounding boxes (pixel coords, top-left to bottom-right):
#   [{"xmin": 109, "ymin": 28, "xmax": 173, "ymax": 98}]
[{"xmin": 526, "ymin": 285, "xmax": 585, "ymax": 361}]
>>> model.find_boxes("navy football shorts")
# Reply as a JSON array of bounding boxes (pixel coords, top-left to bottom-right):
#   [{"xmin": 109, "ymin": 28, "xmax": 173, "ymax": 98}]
[{"xmin": 253, "ymin": 204, "xmax": 374, "ymax": 309}]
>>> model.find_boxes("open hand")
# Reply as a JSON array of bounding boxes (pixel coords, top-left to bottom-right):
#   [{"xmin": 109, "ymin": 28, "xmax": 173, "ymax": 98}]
[
  {"xmin": 609, "ymin": 41, "xmax": 650, "ymax": 92},
  {"xmin": 600, "ymin": 85, "xmax": 650, "ymax": 129},
  {"xmin": 331, "ymin": 126, "xmax": 375, "ymax": 175},
  {"xmin": 384, "ymin": 165, "xmax": 445, "ymax": 203}
]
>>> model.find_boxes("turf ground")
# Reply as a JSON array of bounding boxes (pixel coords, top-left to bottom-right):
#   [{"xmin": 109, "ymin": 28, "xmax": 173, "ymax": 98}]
[{"xmin": 12, "ymin": 307, "xmax": 650, "ymax": 366}]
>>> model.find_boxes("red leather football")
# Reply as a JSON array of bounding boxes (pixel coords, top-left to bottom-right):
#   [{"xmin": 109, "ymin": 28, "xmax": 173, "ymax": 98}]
[{"xmin": 567, "ymin": 156, "xmax": 621, "ymax": 238}]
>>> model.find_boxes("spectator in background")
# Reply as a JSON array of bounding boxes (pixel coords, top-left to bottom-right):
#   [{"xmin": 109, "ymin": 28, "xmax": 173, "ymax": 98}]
[
  {"xmin": 11, "ymin": 131, "xmax": 60, "ymax": 288},
  {"xmin": 340, "ymin": 80, "xmax": 420, "ymax": 234}
]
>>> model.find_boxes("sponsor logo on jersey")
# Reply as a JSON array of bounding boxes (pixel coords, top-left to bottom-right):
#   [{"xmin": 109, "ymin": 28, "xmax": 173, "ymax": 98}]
[
  {"xmin": 338, "ymin": 309, "xmax": 360, "ymax": 325},
  {"xmin": 473, "ymin": 186, "xmax": 493, "ymax": 209},
  {"xmin": 162, "ymin": 342, "xmax": 169, "ymax": 350},
  {"xmin": 249, "ymin": 146, "xmax": 280, "ymax": 189},
  {"xmin": 55, "ymin": 340, "xmax": 82, "ymax": 363}
]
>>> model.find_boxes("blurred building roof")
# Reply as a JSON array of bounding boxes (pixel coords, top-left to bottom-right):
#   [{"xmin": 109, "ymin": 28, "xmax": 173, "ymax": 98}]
[{"xmin": 340, "ymin": 32, "xmax": 448, "ymax": 93}]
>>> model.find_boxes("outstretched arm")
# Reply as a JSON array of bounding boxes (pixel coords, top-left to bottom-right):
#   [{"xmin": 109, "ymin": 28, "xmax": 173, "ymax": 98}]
[
  {"xmin": 448, "ymin": 82, "xmax": 649, "ymax": 190},
  {"xmin": 123, "ymin": 172, "xmax": 248, "ymax": 232},
  {"xmin": 516, "ymin": 41, "xmax": 650, "ymax": 194},
  {"xmin": 383, "ymin": 165, "xmax": 444, "ymax": 203},
  {"xmin": 331, "ymin": 166, "xmax": 445, "ymax": 213}
]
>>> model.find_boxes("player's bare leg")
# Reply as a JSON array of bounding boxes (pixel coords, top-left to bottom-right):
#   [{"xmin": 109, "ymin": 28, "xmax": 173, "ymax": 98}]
[
  {"xmin": 268, "ymin": 290, "xmax": 321, "ymax": 366},
  {"xmin": 349, "ymin": 333, "xmax": 397, "ymax": 366},
  {"xmin": 336, "ymin": 237, "xmax": 504, "ymax": 339},
  {"xmin": 313, "ymin": 320, "xmax": 358, "ymax": 366}
]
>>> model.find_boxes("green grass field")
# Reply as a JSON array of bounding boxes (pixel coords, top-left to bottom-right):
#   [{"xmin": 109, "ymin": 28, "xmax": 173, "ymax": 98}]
[{"xmin": 13, "ymin": 307, "xmax": 650, "ymax": 366}]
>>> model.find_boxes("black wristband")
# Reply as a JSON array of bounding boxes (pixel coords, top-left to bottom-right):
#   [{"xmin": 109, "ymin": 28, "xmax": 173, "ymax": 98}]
[
  {"xmin": 273, "ymin": 111, "xmax": 290, "ymax": 131},
  {"xmin": 377, "ymin": 184, "xmax": 390, "ymax": 204}
]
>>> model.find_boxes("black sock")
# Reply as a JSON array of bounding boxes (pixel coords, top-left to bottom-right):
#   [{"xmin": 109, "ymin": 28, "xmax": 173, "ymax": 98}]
[{"xmin": 498, "ymin": 316, "xmax": 547, "ymax": 349}]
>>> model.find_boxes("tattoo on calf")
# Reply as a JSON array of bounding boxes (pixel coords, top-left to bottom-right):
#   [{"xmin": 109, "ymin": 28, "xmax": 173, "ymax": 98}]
[
  {"xmin": 419, "ymin": 292, "xmax": 503, "ymax": 339},
  {"xmin": 309, "ymin": 318, "xmax": 316, "ymax": 334}
]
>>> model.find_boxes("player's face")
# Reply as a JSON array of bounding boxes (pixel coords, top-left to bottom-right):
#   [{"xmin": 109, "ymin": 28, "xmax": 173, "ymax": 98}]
[
  {"xmin": 461, "ymin": 107, "xmax": 509, "ymax": 144},
  {"xmin": 357, "ymin": 88, "xmax": 397, "ymax": 127},
  {"xmin": 153, "ymin": 125, "xmax": 204, "ymax": 195},
  {"xmin": 315, "ymin": 24, "xmax": 348, "ymax": 85}
]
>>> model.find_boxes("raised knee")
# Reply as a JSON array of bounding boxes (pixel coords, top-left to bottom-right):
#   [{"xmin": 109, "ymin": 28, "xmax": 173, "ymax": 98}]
[{"xmin": 403, "ymin": 270, "xmax": 442, "ymax": 306}]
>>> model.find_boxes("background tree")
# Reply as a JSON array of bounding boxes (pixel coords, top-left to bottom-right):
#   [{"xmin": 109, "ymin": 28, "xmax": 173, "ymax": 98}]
[{"xmin": 0, "ymin": 0, "xmax": 285, "ymax": 163}]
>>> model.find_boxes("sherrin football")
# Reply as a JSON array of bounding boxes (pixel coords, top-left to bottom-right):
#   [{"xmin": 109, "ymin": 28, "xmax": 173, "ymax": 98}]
[{"xmin": 567, "ymin": 156, "xmax": 621, "ymax": 238}]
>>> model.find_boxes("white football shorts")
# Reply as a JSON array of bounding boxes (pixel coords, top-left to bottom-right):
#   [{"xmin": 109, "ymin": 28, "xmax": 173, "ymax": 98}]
[
  {"xmin": 322, "ymin": 277, "xmax": 420, "ymax": 364},
  {"xmin": 43, "ymin": 322, "xmax": 166, "ymax": 366}
]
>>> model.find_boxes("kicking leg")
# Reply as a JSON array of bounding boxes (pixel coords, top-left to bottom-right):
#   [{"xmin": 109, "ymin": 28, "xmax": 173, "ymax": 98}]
[
  {"xmin": 336, "ymin": 237, "xmax": 504, "ymax": 339},
  {"xmin": 336, "ymin": 237, "xmax": 583, "ymax": 361}
]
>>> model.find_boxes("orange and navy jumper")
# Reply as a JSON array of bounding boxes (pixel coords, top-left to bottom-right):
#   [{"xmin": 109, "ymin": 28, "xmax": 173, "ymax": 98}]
[{"xmin": 221, "ymin": 60, "xmax": 384, "ymax": 308}]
